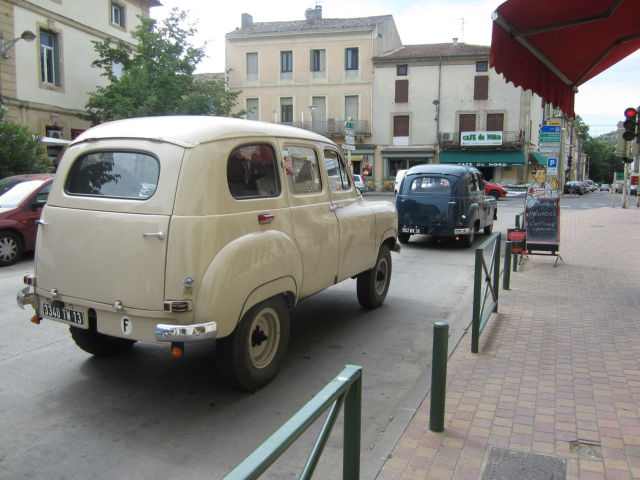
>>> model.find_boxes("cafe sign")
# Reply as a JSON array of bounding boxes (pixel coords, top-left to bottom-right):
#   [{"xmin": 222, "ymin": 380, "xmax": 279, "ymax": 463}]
[{"xmin": 461, "ymin": 131, "xmax": 503, "ymax": 146}]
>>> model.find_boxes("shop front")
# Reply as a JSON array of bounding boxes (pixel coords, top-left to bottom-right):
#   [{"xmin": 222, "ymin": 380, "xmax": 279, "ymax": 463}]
[
  {"xmin": 380, "ymin": 148, "xmax": 435, "ymax": 191},
  {"xmin": 438, "ymin": 150, "xmax": 526, "ymax": 183},
  {"xmin": 347, "ymin": 147, "xmax": 376, "ymax": 188}
]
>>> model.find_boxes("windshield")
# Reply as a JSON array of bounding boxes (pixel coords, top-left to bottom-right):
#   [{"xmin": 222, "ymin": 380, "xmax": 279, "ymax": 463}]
[{"xmin": 0, "ymin": 180, "xmax": 44, "ymax": 208}]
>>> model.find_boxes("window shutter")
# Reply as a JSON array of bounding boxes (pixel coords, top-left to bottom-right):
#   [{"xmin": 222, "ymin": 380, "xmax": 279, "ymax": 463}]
[
  {"xmin": 474, "ymin": 76, "xmax": 488, "ymax": 100},
  {"xmin": 395, "ymin": 80, "xmax": 409, "ymax": 103}
]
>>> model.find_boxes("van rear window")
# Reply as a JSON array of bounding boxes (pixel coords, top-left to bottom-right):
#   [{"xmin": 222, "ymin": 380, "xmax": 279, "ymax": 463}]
[
  {"xmin": 409, "ymin": 176, "xmax": 451, "ymax": 194},
  {"xmin": 66, "ymin": 151, "xmax": 159, "ymax": 199}
]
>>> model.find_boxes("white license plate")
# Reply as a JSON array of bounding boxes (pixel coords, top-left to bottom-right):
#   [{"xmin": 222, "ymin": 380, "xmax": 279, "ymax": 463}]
[
  {"xmin": 42, "ymin": 303, "xmax": 85, "ymax": 326},
  {"xmin": 402, "ymin": 227, "xmax": 420, "ymax": 234}
]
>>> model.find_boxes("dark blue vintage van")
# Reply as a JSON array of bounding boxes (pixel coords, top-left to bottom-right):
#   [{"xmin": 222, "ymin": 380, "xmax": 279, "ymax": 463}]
[{"xmin": 395, "ymin": 164, "xmax": 497, "ymax": 247}]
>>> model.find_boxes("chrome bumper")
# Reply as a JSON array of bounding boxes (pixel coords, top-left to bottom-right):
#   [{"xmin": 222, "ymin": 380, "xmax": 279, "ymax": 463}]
[
  {"xmin": 154, "ymin": 322, "xmax": 217, "ymax": 342},
  {"xmin": 17, "ymin": 287, "xmax": 36, "ymax": 309}
]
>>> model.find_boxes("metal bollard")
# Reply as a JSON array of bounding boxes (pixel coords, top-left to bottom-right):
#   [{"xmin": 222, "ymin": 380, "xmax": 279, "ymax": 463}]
[
  {"xmin": 430, "ymin": 322, "xmax": 449, "ymax": 432},
  {"xmin": 503, "ymin": 241, "xmax": 512, "ymax": 290}
]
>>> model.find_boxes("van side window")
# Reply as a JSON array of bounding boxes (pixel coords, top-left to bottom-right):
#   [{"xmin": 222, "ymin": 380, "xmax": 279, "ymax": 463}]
[
  {"xmin": 66, "ymin": 151, "xmax": 159, "ymax": 199},
  {"xmin": 283, "ymin": 145, "xmax": 322, "ymax": 194},
  {"xmin": 324, "ymin": 149, "xmax": 350, "ymax": 191},
  {"xmin": 227, "ymin": 144, "xmax": 280, "ymax": 198}
]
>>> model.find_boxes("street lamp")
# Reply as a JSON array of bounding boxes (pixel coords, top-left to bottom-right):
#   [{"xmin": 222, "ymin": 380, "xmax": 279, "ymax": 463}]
[{"xmin": 1, "ymin": 30, "xmax": 36, "ymax": 59}]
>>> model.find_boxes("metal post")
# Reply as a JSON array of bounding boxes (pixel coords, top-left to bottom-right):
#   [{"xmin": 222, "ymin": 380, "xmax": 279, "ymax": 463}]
[
  {"xmin": 343, "ymin": 372, "xmax": 361, "ymax": 480},
  {"xmin": 503, "ymin": 241, "xmax": 512, "ymax": 290},
  {"xmin": 430, "ymin": 322, "xmax": 449, "ymax": 432},
  {"xmin": 493, "ymin": 235, "xmax": 501, "ymax": 311},
  {"xmin": 471, "ymin": 248, "xmax": 482, "ymax": 353}
]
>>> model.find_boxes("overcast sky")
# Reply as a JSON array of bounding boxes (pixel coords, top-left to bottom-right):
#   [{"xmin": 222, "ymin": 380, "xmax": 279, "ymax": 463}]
[{"xmin": 151, "ymin": 0, "xmax": 640, "ymax": 137}]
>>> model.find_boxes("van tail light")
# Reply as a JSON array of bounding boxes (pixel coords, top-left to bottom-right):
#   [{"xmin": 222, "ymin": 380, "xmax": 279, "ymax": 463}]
[
  {"xmin": 258, "ymin": 213, "xmax": 275, "ymax": 224},
  {"xmin": 163, "ymin": 301, "xmax": 192, "ymax": 313},
  {"xmin": 24, "ymin": 275, "xmax": 36, "ymax": 286}
]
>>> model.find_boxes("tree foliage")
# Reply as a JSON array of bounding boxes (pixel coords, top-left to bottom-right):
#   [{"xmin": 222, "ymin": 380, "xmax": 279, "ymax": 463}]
[
  {"xmin": 83, "ymin": 9, "xmax": 242, "ymax": 124},
  {"xmin": 0, "ymin": 110, "xmax": 50, "ymax": 178}
]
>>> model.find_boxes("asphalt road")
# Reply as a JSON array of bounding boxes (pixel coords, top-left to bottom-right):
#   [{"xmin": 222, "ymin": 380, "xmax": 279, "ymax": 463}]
[{"xmin": 0, "ymin": 191, "xmax": 611, "ymax": 479}]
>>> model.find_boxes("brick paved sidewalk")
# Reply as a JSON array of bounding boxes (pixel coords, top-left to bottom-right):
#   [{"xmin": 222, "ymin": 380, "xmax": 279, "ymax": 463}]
[{"xmin": 377, "ymin": 207, "xmax": 640, "ymax": 480}]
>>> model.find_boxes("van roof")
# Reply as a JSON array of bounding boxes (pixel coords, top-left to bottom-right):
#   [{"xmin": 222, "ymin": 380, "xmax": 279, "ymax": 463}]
[
  {"xmin": 406, "ymin": 164, "xmax": 477, "ymax": 177},
  {"xmin": 71, "ymin": 116, "xmax": 331, "ymax": 148}
]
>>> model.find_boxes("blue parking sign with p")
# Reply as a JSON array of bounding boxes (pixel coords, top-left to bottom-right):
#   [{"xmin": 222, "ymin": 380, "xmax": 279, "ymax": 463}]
[{"xmin": 547, "ymin": 158, "xmax": 557, "ymax": 169}]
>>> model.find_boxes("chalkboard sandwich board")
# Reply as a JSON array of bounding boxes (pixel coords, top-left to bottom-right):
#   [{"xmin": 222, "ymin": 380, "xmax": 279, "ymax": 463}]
[{"xmin": 525, "ymin": 196, "xmax": 560, "ymax": 252}]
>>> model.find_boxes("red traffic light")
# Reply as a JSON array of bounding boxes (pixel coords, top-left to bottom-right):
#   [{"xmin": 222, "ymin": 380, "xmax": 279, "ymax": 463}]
[{"xmin": 624, "ymin": 107, "xmax": 637, "ymax": 118}]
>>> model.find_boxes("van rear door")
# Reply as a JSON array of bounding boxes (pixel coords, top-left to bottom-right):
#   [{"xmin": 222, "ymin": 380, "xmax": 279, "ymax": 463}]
[{"xmin": 34, "ymin": 140, "xmax": 185, "ymax": 311}]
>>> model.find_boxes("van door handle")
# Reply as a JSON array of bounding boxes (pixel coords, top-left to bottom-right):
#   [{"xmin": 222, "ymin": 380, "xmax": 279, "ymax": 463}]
[
  {"xmin": 143, "ymin": 232, "xmax": 165, "ymax": 240},
  {"xmin": 36, "ymin": 219, "xmax": 48, "ymax": 226},
  {"xmin": 329, "ymin": 204, "xmax": 339, "ymax": 211},
  {"xmin": 448, "ymin": 201, "xmax": 456, "ymax": 204}
]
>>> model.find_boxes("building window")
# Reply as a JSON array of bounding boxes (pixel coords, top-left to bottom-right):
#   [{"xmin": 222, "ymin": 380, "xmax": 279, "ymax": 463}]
[
  {"xmin": 397, "ymin": 64, "xmax": 407, "ymax": 76},
  {"xmin": 345, "ymin": 47, "xmax": 358, "ymax": 71},
  {"xmin": 281, "ymin": 51, "xmax": 292, "ymax": 73},
  {"xmin": 310, "ymin": 49, "xmax": 326, "ymax": 76},
  {"xmin": 280, "ymin": 97, "xmax": 293, "ymax": 123},
  {"xmin": 345, "ymin": 95, "xmax": 358, "ymax": 124},
  {"xmin": 459, "ymin": 114, "xmax": 476, "ymax": 133},
  {"xmin": 474, "ymin": 76, "xmax": 489, "ymax": 100},
  {"xmin": 246, "ymin": 52, "xmax": 258, "ymax": 81},
  {"xmin": 393, "ymin": 116, "xmax": 409, "ymax": 137},
  {"xmin": 246, "ymin": 98, "xmax": 259, "ymax": 121},
  {"xmin": 111, "ymin": 2, "xmax": 125, "ymax": 28},
  {"xmin": 476, "ymin": 61, "xmax": 488, "ymax": 72},
  {"xmin": 40, "ymin": 30, "xmax": 60, "ymax": 86},
  {"xmin": 487, "ymin": 113, "xmax": 504, "ymax": 131},
  {"xmin": 395, "ymin": 79, "xmax": 408, "ymax": 103}
]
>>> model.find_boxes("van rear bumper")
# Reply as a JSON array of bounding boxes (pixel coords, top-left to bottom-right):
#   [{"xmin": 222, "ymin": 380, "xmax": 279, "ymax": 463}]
[{"xmin": 154, "ymin": 322, "xmax": 217, "ymax": 342}]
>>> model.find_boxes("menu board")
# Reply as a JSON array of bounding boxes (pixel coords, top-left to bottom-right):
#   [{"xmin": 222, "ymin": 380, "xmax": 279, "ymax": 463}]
[{"xmin": 525, "ymin": 196, "xmax": 560, "ymax": 245}]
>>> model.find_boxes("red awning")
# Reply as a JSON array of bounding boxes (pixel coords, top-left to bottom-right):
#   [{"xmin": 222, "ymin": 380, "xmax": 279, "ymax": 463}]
[{"xmin": 490, "ymin": 0, "xmax": 640, "ymax": 118}]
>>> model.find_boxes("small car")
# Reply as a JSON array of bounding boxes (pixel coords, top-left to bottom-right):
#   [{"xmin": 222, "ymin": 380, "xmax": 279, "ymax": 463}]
[
  {"xmin": 17, "ymin": 116, "xmax": 399, "ymax": 391},
  {"xmin": 484, "ymin": 181, "xmax": 506, "ymax": 200},
  {"xmin": 600, "ymin": 183, "xmax": 610, "ymax": 191},
  {"xmin": 0, "ymin": 174, "xmax": 55, "ymax": 266},
  {"xmin": 564, "ymin": 181, "xmax": 584, "ymax": 195},
  {"xmin": 352, "ymin": 174, "xmax": 368, "ymax": 192},
  {"xmin": 396, "ymin": 164, "xmax": 497, "ymax": 247}
]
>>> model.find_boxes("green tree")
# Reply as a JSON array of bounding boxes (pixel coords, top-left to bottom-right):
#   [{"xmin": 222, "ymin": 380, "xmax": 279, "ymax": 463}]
[
  {"xmin": 0, "ymin": 110, "xmax": 50, "ymax": 178},
  {"xmin": 83, "ymin": 8, "xmax": 242, "ymax": 124}
]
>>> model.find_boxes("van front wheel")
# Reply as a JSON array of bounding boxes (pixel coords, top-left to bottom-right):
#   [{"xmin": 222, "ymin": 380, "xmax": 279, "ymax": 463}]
[{"xmin": 216, "ymin": 296, "xmax": 290, "ymax": 392}]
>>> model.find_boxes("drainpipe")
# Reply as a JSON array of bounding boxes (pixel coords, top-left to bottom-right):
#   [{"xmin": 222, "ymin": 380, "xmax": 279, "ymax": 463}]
[{"xmin": 436, "ymin": 56, "xmax": 442, "ymax": 143}]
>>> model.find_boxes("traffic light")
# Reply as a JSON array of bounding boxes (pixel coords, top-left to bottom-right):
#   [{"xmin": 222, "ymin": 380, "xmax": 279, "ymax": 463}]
[{"xmin": 622, "ymin": 107, "xmax": 638, "ymax": 142}]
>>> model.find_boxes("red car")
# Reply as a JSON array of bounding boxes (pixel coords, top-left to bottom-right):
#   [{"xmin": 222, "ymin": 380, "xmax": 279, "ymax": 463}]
[
  {"xmin": 0, "ymin": 174, "xmax": 55, "ymax": 266},
  {"xmin": 484, "ymin": 181, "xmax": 507, "ymax": 200}
]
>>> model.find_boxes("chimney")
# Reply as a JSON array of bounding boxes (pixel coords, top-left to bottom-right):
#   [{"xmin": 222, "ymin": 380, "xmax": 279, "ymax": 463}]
[
  {"xmin": 452, "ymin": 37, "xmax": 458, "ymax": 45},
  {"xmin": 241, "ymin": 13, "xmax": 253, "ymax": 29},
  {"xmin": 305, "ymin": 8, "xmax": 317, "ymax": 23}
]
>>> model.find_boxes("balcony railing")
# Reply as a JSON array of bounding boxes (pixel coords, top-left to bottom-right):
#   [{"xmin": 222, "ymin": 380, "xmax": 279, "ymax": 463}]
[
  {"xmin": 278, "ymin": 119, "xmax": 369, "ymax": 137},
  {"xmin": 439, "ymin": 131, "xmax": 526, "ymax": 147}
]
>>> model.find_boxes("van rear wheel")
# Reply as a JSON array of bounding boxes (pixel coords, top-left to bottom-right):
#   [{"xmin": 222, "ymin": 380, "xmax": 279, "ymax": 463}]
[
  {"xmin": 357, "ymin": 244, "xmax": 392, "ymax": 308},
  {"xmin": 216, "ymin": 296, "xmax": 289, "ymax": 392},
  {"xmin": 70, "ymin": 324, "xmax": 136, "ymax": 356}
]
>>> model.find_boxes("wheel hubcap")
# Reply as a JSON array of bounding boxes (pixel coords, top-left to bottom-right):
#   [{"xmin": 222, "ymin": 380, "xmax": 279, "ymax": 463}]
[
  {"xmin": 248, "ymin": 307, "xmax": 280, "ymax": 369},
  {"xmin": 0, "ymin": 237, "xmax": 18, "ymax": 263},
  {"xmin": 374, "ymin": 258, "xmax": 389, "ymax": 295}
]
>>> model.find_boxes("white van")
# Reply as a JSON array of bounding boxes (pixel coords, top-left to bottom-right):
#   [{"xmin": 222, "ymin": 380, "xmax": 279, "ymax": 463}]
[
  {"xmin": 18, "ymin": 116, "xmax": 399, "ymax": 391},
  {"xmin": 394, "ymin": 169, "xmax": 407, "ymax": 195}
]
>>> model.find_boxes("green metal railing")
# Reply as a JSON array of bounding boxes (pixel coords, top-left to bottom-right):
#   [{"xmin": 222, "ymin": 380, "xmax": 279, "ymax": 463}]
[
  {"xmin": 223, "ymin": 365, "xmax": 362, "ymax": 480},
  {"xmin": 471, "ymin": 232, "xmax": 501, "ymax": 353}
]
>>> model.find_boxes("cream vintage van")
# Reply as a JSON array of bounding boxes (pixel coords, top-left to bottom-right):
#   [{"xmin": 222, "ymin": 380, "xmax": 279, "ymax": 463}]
[{"xmin": 18, "ymin": 116, "xmax": 399, "ymax": 391}]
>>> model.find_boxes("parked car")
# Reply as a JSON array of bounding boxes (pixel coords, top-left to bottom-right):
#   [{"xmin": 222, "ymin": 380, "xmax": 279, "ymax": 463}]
[
  {"xmin": 584, "ymin": 179, "xmax": 597, "ymax": 192},
  {"xmin": 0, "ymin": 174, "xmax": 55, "ymax": 266},
  {"xmin": 352, "ymin": 174, "xmax": 368, "ymax": 192},
  {"xmin": 600, "ymin": 183, "xmax": 610, "ymax": 191},
  {"xmin": 17, "ymin": 116, "xmax": 399, "ymax": 391},
  {"xmin": 564, "ymin": 181, "xmax": 585, "ymax": 195},
  {"xmin": 484, "ymin": 181, "xmax": 507, "ymax": 200},
  {"xmin": 393, "ymin": 169, "xmax": 407, "ymax": 194},
  {"xmin": 396, "ymin": 164, "xmax": 497, "ymax": 248}
]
